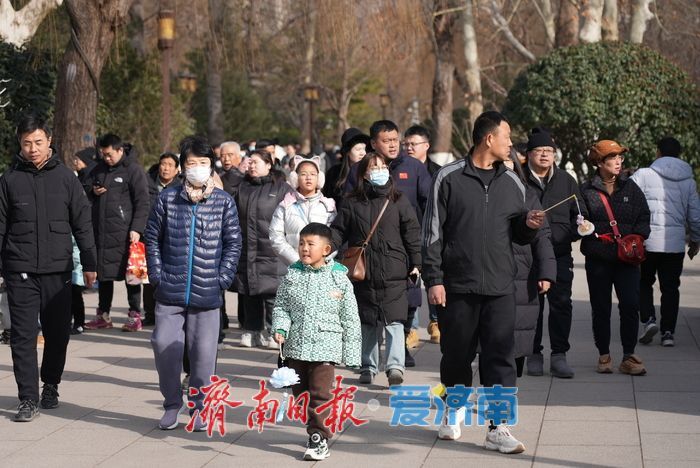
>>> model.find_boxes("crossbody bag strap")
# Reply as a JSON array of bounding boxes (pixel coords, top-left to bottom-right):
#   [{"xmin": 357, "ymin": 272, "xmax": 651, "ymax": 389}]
[
  {"xmin": 597, "ymin": 191, "xmax": 621, "ymax": 239},
  {"xmin": 363, "ymin": 198, "xmax": 391, "ymax": 247}
]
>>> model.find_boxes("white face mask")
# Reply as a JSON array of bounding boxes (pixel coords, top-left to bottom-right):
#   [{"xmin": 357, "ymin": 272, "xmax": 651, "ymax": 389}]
[{"xmin": 186, "ymin": 166, "xmax": 211, "ymax": 186}]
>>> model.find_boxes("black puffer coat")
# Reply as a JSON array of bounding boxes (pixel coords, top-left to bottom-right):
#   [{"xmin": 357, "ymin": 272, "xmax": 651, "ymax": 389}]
[
  {"xmin": 234, "ymin": 173, "xmax": 294, "ymax": 296},
  {"xmin": 86, "ymin": 145, "xmax": 150, "ymax": 280},
  {"xmin": 0, "ymin": 152, "xmax": 97, "ymax": 274},
  {"xmin": 331, "ymin": 182, "xmax": 422, "ymax": 325},
  {"xmin": 514, "ymin": 186, "xmax": 557, "ymax": 359},
  {"xmin": 580, "ymin": 173, "xmax": 650, "ymax": 262}
]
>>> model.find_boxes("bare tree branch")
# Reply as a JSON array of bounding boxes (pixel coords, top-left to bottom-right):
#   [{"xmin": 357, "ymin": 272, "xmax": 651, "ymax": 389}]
[{"xmin": 486, "ymin": 0, "xmax": 536, "ymax": 62}]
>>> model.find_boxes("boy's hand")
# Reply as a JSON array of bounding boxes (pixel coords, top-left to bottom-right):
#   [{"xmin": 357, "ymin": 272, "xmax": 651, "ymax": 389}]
[{"xmin": 274, "ymin": 333, "xmax": 285, "ymax": 344}]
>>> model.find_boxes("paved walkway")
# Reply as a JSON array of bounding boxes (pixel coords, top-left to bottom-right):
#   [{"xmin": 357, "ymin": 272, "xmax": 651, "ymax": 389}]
[{"xmin": 1, "ymin": 251, "xmax": 700, "ymax": 467}]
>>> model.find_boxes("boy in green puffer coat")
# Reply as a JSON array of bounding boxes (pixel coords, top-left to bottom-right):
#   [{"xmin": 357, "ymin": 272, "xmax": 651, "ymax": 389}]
[{"xmin": 272, "ymin": 222, "xmax": 361, "ymax": 461}]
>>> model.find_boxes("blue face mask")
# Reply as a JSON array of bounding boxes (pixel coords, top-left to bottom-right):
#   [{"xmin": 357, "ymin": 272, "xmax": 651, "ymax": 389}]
[{"xmin": 369, "ymin": 168, "xmax": 390, "ymax": 186}]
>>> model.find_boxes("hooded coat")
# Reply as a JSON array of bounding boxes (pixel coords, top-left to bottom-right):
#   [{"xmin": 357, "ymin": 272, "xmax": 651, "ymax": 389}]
[
  {"xmin": 85, "ymin": 144, "xmax": 150, "ymax": 280},
  {"xmin": 269, "ymin": 190, "xmax": 336, "ymax": 266},
  {"xmin": 330, "ymin": 181, "xmax": 422, "ymax": 325},
  {"xmin": 631, "ymin": 157, "xmax": 700, "ymax": 253}
]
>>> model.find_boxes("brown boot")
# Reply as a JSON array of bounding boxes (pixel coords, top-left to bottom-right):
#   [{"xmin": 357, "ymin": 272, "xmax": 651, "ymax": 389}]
[
  {"xmin": 619, "ymin": 354, "xmax": 646, "ymax": 376},
  {"xmin": 596, "ymin": 354, "xmax": 613, "ymax": 374},
  {"xmin": 428, "ymin": 320, "xmax": 440, "ymax": 344}
]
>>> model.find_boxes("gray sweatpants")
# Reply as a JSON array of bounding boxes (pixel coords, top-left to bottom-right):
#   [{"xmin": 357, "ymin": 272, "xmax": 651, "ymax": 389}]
[{"xmin": 151, "ymin": 302, "xmax": 219, "ymax": 411}]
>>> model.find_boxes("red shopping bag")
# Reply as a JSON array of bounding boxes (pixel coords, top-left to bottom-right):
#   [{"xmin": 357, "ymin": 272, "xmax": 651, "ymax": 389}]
[{"xmin": 126, "ymin": 241, "xmax": 148, "ymax": 285}]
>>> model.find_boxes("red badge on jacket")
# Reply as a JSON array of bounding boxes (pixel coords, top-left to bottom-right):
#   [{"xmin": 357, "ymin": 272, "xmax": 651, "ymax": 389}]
[{"xmin": 399, "ymin": 172, "xmax": 409, "ymax": 179}]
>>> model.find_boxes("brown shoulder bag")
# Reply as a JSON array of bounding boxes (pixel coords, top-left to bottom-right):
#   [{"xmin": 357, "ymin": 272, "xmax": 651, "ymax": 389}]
[{"xmin": 340, "ymin": 199, "xmax": 390, "ymax": 281}]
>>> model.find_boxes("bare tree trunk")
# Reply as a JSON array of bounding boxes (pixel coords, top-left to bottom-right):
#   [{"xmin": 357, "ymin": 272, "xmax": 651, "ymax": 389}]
[
  {"xmin": 580, "ymin": 0, "xmax": 604, "ymax": 43},
  {"xmin": 431, "ymin": 0, "xmax": 457, "ymax": 153},
  {"xmin": 537, "ymin": 0, "xmax": 556, "ymax": 48},
  {"xmin": 601, "ymin": 0, "xmax": 618, "ymax": 41},
  {"xmin": 462, "ymin": 0, "xmax": 482, "ymax": 129},
  {"xmin": 206, "ymin": 0, "xmax": 225, "ymax": 144},
  {"xmin": 301, "ymin": 0, "xmax": 316, "ymax": 154},
  {"xmin": 629, "ymin": 0, "xmax": 653, "ymax": 43},
  {"xmin": 53, "ymin": 0, "xmax": 134, "ymax": 164},
  {"xmin": 128, "ymin": 0, "xmax": 146, "ymax": 56},
  {"xmin": 0, "ymin": 0, "xmax": 63, "ymax": 47},
  {"xmin": 556, "ymin": 0, "xmax": 580, "ymax": 47}
]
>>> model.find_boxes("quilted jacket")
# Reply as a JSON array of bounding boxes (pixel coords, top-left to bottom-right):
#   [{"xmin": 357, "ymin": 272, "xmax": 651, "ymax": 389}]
[
  {"xmin": 271, "ymin": 260, "xmax": 361, "ymax": 366},
  {"xmin": 269, "ymin": 190, "xmax": 336, "ymax": 266},
  {"xmin": 145, "ymin": 184, "xmax": 242, "ymax": 309}
]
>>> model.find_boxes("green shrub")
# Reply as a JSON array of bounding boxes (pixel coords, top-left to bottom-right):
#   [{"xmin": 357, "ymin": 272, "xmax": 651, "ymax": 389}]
[{"xmin": 504, "ymin": 42, "xmax": 700, "ymax": 181}]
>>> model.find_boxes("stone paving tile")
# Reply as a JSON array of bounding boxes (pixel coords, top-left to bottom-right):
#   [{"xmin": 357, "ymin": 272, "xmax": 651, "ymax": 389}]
[
  {"xmin": 533, "ymin": 445, "xmax": 642, "ymax": 467},
  {"xmin": 0, "ymin": 252, "xmax": 698, "ymax": 467}
]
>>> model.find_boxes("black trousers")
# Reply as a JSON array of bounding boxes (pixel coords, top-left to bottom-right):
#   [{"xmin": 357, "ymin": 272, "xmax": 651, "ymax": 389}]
[
  {"xmin": 6, "ymin": 271, "xmax": 72, "ymax": 402},
  {"xmin": 437, "ymin": 292, "xmax": 516, "ymax": 388},
  {"xmin": 240, "ymin": 294, "xmax": 275, "ymax": 331},
  {"xmin": 142, "ymin": 282, "xmax": 156, "ymax": 321},
  {"xmin": 585, "ymin": 257, "xmax": 640, "ymax": 356},
  {"xmin": 98, "ymin": 280, "xmax": 142, "ymax": 313},
  {"xmin": 534, "ymin": 254, "xmax": 574, "ymax": 355},
  {"xmin": 404, "ymin": 306, "xmax": 418, "ymax": 335},
  {"xmin": 71, "ymin": 285, "xmax": 85, "ymax": 328},
  {"xmin": 640, "ymin": 252, "xmax": 684, "ymax": 334}
]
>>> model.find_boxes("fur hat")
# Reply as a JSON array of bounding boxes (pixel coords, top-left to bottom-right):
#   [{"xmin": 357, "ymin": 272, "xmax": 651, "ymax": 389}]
[
  {"xmin": 588, "ymin": 139, "xmax": 628, "ymax": 165},
  {"xmin": 288, "ymin": 155, "xmax": 325, "ymax": 190}
]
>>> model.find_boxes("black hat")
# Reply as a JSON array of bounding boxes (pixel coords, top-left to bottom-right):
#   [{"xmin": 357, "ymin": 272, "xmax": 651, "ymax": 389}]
[
  {"xmin": 340, "ymin": 128, "xmax": 371, "ymax": 155},
  {"xmin": 526, "ymin": 129, "xmax": 556, "ymax": 151},
  {"xmin": 75, "ymin": 147, "xmax": 97, "ymax": 165}
]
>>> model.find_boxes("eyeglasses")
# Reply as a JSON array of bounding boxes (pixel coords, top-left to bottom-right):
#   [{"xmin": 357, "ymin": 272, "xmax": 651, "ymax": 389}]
[
  {"xmin": 403, "ymin": 141, "xmax": 428, "ymax": 148},
  {"xmin": 531, "ymin": 148, "xmax": 555, "ymax": 156},
  {"xmin": 603, "ymin": 154, "xmax": 625, "ymax": 162}
]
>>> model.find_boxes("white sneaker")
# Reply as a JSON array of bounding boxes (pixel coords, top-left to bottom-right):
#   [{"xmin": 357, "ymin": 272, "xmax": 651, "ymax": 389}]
[
  {"xmin": 638, "ymin": 320, "xmax": 659, "ymax": 345},
  {"xmin": 239, "ymin": 332, "xmax": 253, "ymax": 348},
  {"xmin": 438, "ymin": 406, "xmax": 466, "ymax": 440},
  {"xmin": 303, "ymin": 432, "xmax": 330, "ymax": 460},
  {"xmin": 484, "ymin": 425, "xmax": 525, "ymax": 454},
  {"xmin": 253, "ymin": 331, "xmax": 268, "ymax": 348}
]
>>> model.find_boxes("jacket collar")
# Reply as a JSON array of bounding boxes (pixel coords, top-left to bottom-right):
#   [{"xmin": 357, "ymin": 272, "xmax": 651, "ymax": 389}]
[
  {"xmin": 462, "ymin": 153, "xmax": 507, "ymax": 179},
  {"xmin": 13, "ymin": 150, "xmax": 61, "ymax": 174},
  {"xmin": 290, "ymin": 259, "xmax": 334, "ymax": 273},
  {"xmin": 590, "ymin": 170, "xmax": 631, "ymax": 193},
  {"xmin": 525, "ymin": 163, "xmax": 555, "ymax": 189}
]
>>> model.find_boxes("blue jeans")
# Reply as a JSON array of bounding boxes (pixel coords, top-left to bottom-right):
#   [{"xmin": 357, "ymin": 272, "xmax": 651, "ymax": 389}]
[{"xmin": 361, "ymin": 321, "xmax": 405, "ymax": 375}]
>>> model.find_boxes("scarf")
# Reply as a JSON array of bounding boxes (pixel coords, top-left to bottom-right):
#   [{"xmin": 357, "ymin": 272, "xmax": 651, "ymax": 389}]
[{"xmin": 184, "ymin": 177, "xmax": 215, "ymax": 203}]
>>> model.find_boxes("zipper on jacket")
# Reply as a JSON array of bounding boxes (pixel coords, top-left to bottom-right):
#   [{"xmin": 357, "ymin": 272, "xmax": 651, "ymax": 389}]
[
  {"xmin": 481, "ymin": 185, "xmax": 489, "ymax": 295},
  {"xmin": 185, "ymin": 204, "xmax": 199, "ymax": 306}
]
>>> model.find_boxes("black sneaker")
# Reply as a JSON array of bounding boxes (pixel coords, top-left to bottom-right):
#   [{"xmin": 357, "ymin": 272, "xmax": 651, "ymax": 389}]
[
  {"xmin": 40, "ymin": 383, "xmax": 59, "ymax": 409},
  {"xmin": 142, "ymin": 316, "xmax": 155, "ymax": 327},
  {"xmin": 14, "ymin": 400, "xmax": 39, "ymax": 422},
  {"xmin": 303, "ymin": 432, "xmax": 330, "ymax": 460},
  {"xmin": 0, "ymin": 328, "xmax": 10, "ymax": 344},
  {"xmin": 70, "ymin": 326, "xmax": 84, "ymax": 335}
]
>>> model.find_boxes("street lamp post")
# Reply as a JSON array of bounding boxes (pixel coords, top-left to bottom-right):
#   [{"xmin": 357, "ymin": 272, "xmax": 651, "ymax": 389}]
[
  {"xmin": 380, "ymin": 93, "xmax": 391, "ymax": 120},
  {"xmin": 304, "ymin": 85, "xmax": 319, "ymax": 154},
  {"xmin": 158, "ymin": 9, "xmax": 175, "ymax": 152}
]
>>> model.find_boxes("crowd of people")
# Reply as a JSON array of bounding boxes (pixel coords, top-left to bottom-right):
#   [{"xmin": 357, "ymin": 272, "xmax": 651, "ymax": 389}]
[{"xmin": 1, "ymin": 110, "xmax": 699, "ymax": 461}]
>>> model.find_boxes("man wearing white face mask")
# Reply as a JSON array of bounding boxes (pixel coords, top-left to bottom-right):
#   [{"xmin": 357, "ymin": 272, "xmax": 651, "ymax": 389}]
[{"xmin": 145, "ymin": 136, "xmax": 242, "ymax": 431}]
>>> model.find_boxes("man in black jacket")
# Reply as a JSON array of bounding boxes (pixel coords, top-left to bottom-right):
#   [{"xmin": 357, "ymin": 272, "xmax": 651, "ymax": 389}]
[
  {"xmin": 522, "ymin": 130, "xmax": 587, "ymax": 379},
  {"xmin": 142, "ymin": 152, "xmax": 182, "ymax": 326},
  {"xmin": 423, "ymin": 111, "xmax": 543, "ymax": 454},
  {"xmin": 84, "ymin": 134, "xmax": 149, "ymax": 332},
  {"xmin": 0, "ymin": 114, "xmax": 97, "ymax": 422}
]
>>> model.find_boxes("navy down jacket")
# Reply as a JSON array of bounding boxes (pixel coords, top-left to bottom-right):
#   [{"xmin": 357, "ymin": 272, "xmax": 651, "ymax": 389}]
[{"xmin": 145, "ymin": 185, "xmax": 242, "ymax": 309}]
